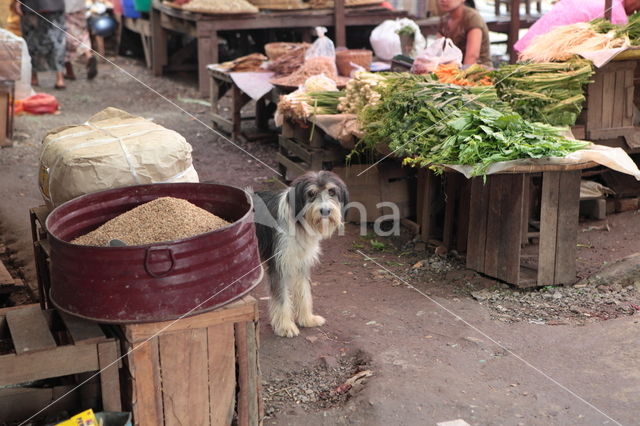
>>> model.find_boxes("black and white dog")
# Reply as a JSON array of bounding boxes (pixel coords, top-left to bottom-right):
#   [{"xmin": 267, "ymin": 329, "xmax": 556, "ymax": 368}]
[{"xmin": 251, "ymin": 171, "xmax": 348, "ymax": 338}]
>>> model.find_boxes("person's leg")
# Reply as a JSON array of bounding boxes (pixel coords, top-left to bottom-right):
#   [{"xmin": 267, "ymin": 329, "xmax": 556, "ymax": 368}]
[
  {"xmin": 49, "ymin": 12, "xmax": 67, "ymax": 89},
  {"xmin": 64, "ymin": 61, "xmax": 76, "ymax": 79}
]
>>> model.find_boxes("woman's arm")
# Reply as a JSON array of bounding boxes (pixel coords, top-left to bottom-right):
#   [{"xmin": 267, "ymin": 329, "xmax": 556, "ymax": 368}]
[{"xmin": 464, "ymin": 27, "xmax": 482, "ymax": 65}]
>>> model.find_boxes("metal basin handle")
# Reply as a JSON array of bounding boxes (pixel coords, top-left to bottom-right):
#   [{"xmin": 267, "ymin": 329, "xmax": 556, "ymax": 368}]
[{"xmin": 144, "ymin": 246, "xmax": 175, "ymax": 278}]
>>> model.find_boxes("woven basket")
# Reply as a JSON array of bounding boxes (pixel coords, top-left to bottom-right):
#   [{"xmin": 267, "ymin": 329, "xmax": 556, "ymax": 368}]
[
  {"xmin": 335, "ymin": 49, "xmax": 373, "ymax": 76},
  {"xmin": 247, "ymin": 0, "xmax": 309, "ymax": 9},
  {"xmin": 265, "ymin": 42, "xmax": 305, "ymax": 61}
]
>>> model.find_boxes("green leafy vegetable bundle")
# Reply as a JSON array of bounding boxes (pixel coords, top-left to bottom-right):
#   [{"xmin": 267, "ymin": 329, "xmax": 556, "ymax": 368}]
[
  {"xmin": 592, "ymin": 12, "xmax": 640, "ymax": 45},
  {"xmin": 402, "ymin": 107, "xmax": 590, "ymax": 176},
  {"xmin": 491, "ymin": 60, "xmax": 593, "ymax": 127},
  {"xmin": 357, "ymin": 73, "xmax": 589, "ymax": 177}
]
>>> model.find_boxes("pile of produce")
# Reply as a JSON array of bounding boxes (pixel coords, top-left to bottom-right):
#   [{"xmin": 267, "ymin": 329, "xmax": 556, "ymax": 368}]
[
  {"xmin": 268, "ymin": 44, "xmax": 309, "ymax": 75},
  {"xmin": 356, "ymin": 74, "xmax": 588, "ymax": 176},
  {"xmin": 276, "ymin": 75, "xmax": 341, "ymax": 120},
  {"xmin": 492, "ymin": 60, "xmax": 594, "ymax": 126},
  {"xmin": 179, "ymin": 0, "xmax": 258, "ymax": 14},
  {"xmin": 432, "ymin": 64, "xmax": 493, "ymax": 86},
  {"xmin": 271, "ymin": 57, "xmax": 347, "ymax": 87},
  {"xmin": 216, "ymin": 53, "xmax": 267, "ymax": 72},
  {"xmin": 337, "ymin": 72, "xmax": 386, "ymax": 114},
  {"xmin": 591, "ymin": 12, "xmax": 640, "ymax": 45}
]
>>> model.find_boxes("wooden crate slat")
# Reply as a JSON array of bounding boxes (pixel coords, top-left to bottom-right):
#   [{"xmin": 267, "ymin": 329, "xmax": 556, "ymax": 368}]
[
  {"xmin": 130, "ymin": 338, "xmax": 164, "ymax": 425},
  {"xmin": 553, "ymin": 170, "xmax": 581, "ymax": 284},
  {"xmin": 624, "ymin": 66, "xmax": 635, "ymax": 122},
  {"xmin": 0, "ymin": 343, "xmax": 99, "ymax": 386},
  {"xmin": 612, "ymin": 70, "xmax": 626, "ymax": 129},
  {"xmin": 483, "ymin": 177, "xmax": 502, "ymax": 277},
  {"xmin": 586, "ymin": 71, "xmax": 604, "ymax": 133},
  {"xmin": 538, "ymin": 172, "xmax": 561, "ymax": 286},
  {"xmin": 125, "ymin": 296, "xmax": 257, "ymax": 343},
  {"xmin": 159, "ymin": 328, "xmax": 209, "ymax": 426},
  {"xmin": 60, "ymin": 312, "xmax": 106, "ymax": 344},
  {"xmin": 466, "ymin": 177, "xmax": 490, "ymax": 272},
  {"xmin": 208, "ymin": 323, "xmax": 236, "ymax": 426},
  {"xmin": 495, "ymin": 174, "xmax": 524, "ymax": 284},
  {"xmin": 235, "ymin": 321, "xmax": 260, "ymax": 426},
  {"xmin": 601, "ymin": 71, "xmax": 616, "ymax": 129},
  {"xmin": 6, "ymin": 306, "xmax": 57, "ymax": 354},
  {"xmin": 418, "ymin": 169, "xmax": 441, "ymax": 242},
  {"xmin": 98, "ymin": 341, "xmax": 123, "ymax": 412}
]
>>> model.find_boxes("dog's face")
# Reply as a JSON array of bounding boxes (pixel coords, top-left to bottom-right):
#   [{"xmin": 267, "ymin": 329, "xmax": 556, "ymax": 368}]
[{"xmin": 289, "ymin": 171, "xmax": 348, "ymax": 238}]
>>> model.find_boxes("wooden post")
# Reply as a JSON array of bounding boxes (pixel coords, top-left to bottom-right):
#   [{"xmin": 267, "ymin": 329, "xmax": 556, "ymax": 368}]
[
  {"xmin": 334, "ymin": 0, "xmax": 346, "ymax": 48},
  {"xmin": 151, "ymin": 4, "xmax": 168, "ymax": 77},
  {"xmin": 605, "ymin": 0, "xmax": 613, "ymax": 21},
  {"xmin": 508, "ymin": 0, "xmax": 521, "ymax": 63}
]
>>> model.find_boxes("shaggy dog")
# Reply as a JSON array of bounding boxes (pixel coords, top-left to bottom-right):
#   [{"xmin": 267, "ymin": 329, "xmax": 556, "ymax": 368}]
[{"xmin": 251, "ymin": 171, "xmax": 348, "ymax": 337}]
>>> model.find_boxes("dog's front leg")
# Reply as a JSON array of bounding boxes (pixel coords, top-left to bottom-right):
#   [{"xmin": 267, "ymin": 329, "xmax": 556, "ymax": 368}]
[
  {"xmin": 269, "ymin": 270, "xmax": 300, "ymax": 338},
  {"xmin": 292, "ymin": 272, "xmax": 326, "ymax": 328}
]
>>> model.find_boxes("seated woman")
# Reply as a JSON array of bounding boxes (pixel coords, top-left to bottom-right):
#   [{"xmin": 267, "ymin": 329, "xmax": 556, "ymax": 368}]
[{"xmin": 437, "ymin": 0, "xmax": 491, "ymax": 66}]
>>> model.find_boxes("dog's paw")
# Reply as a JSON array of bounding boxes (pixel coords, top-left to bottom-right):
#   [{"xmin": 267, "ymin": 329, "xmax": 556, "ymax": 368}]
[
  {"xmin": 299, "ymin": 314, "xmax": 326, "ymax": 328},
  {"xmin": 273, "ymin": 321, "xmax": 300, "ymax": 338}
]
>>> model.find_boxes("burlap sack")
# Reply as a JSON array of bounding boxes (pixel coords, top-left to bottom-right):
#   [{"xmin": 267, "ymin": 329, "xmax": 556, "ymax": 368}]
[{"xmin": 39, "ymin": 107, "xmax": 199, "ymax": 208}]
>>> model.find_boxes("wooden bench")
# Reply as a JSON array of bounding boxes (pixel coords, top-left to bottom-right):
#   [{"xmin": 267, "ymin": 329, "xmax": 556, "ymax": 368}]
[{"xmin": 0, "ymin": 304, "xmax": 121, "ymax": 422}]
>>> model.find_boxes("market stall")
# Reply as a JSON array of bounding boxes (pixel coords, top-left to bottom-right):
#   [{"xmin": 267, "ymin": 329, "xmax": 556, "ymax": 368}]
[{"xmin": 150, "ymin": 0, "xmax": 406, "ymax": 95}]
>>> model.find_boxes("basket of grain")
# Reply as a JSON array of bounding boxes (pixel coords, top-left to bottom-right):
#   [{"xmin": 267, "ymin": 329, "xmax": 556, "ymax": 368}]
[
  {"xmin": 265, "ymin": 42, "xmax": 305, "ymax": 61},
  {"xmin": 335, "ymin": 49, "xmax": 373, "ymax": 77},
  {"xmin": 46, "ymin": 183, "xmax": 263, "ymax": 323}
]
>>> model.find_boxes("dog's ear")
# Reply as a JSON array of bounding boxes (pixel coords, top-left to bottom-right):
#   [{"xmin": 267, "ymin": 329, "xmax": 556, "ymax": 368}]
[
  {"xmin": 337, "ymin": 182, "xmax": 349, "ymax": 206},
  {"xmin": 289, "ymin": 179, "xmax": 309, "ymax": 219}
]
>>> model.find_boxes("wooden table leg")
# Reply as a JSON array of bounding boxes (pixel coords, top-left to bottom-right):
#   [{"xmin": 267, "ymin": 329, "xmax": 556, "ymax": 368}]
[
  {"xmin": 538, "ymin": 170, "xmax": 580, "ymax": 286},
  {"xmin": 151, "ymin": 7, "xmax": 167, "ymax": 77},
  {"xmin": 197, "ymin": 24, "xmax": 218, "ymax": 97},
  {"xmin": 255, "ymin": 97, "xmax": 268, "ymax": 131}
]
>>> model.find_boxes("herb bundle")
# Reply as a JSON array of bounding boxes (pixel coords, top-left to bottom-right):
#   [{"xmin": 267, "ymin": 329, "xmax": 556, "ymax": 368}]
[{"xmin": 492, "ymin": 60, "xmax": 594, "ymax": 126}]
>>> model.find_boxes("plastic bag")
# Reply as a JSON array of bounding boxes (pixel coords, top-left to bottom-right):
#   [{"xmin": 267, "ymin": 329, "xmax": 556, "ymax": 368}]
[
  {"xmin": 411, "ymin": 37, "xmax": 463, "ymax": 74},
  {"xmin": 21, "ymin": 93, "xmax": 59, "ymax": 114},
  {"xmin": 0, "ymin": 29, "xmax": 34, "ymax": 100},
  {"xmin": 370, "ymin": 18, "xmax": 427, "ymax": 60},
  {"xmin": 305, "ymin": 27, "xmax": 335, "ymax": 61}
]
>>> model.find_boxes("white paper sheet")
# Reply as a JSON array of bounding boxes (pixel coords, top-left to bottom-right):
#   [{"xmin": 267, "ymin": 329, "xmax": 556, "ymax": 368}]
[{"xmin": 229, "ymin": 71, "xmax": 275, "ymax": 100}]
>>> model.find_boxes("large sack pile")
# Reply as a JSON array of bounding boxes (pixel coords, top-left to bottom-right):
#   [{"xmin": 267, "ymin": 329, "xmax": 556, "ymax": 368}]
[{"xmin": 39, "ymin": 107, "xmax": 199, "ymax": 208}]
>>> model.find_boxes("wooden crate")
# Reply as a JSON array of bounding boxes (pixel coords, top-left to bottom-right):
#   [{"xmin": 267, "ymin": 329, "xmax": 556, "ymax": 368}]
[
  {"xmin": 122, "ymin": 295, "xmax": 262, "ymax": 426},
  {"xmin": 277, "ymin": 133, "xmax": 349, "ymax": 182},
  {"xmin": 0, "ymin": 304, "xmax": 122, "ymax": 421},
  {"xmin": 577, "ymin": 58, "xmax": 640, "ymax": 151},
  {"xmin": 0, "ymin": 80, "xmax": 14, "ymax": 148},
  {"xmin": 466, "ymin": 170, "xmax": 581, "ymax": 288}
]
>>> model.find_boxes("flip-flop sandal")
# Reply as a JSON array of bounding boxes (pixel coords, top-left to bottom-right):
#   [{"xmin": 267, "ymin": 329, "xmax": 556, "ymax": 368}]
[
  {"xmin": 54, "ymin": 84, "xmax": 66, "ymax": 90},
  {"xmin": 87, "ymin": 57, "xmax": 98, "ymax": 80},
  {"xmin": 64, "ymin": 74, "xmax": 77, "ymax": 80}
]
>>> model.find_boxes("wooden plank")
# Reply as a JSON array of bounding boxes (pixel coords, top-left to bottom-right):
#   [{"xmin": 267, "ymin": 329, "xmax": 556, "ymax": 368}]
[
  {"xmin": 151, "ymin": 6, "xmax": 168, "ymax": 76},
  {"xmin": 624, "ymin": 66, "xmax": 635, "ymax": 123},
  {"xmin": 0, "ymin": 260, "xmax": 13, "ymax": 285},
  {"xmin": 495, "ymin": 175, "xmax": 524, "ymax": 284},
  {"xmin": 0, "ymin": 343, "xmax": 99, "ymax": 386},
  {"xmin": 60, "ymin": 313, "xmax": 106, "ymax": 344},
  {"xmin": 483, "ymin": 177, "xmax": 502, "ymax": 277},
  {"xmin": 98, "ymin": 341, "xmax": 122, "ymax": 412},
  {"xmin": 130, "ymin": 338, "xmax": 164, "ymax": 426},
  {"xmin": 601, "ymin": 71, "xmax": 616, "ymax": 129},
  {"xmin": 538, "ymin": 171, "xmax": 561, "ymax": 286},
  {"xmin": 245, "ymin": 321, "xmax": 261, "ymax": 424},
  {"xmin": 466, "ymin": 177, "xmax": 490, "ymax": 272},
  {"xmin": 455, "ymin": 177, "xmax": 470, "ymax": 253},
  {"xmin": 586, "ymin": 71, "xmax": 604, "ymax": 134},
  {"xmin": 553, "ymin": 170, "xmax": 581, "ymax": 284},
  {"xmin": 0, "ymin": 91, "xmax": 9, "ymax": 147},
  {"xmin": 208, "ymin": 323, "xmax": 236, "ymax": 426},
  {"xmin": 612, "ymin": 70, "xmax": 626, "ymax": 128},
  {"xmin": 160, "ymin": 329, "xmax": 209, "ymax": 426},
  {"xmin": 235, "ymin": 321, "xmax": 260, "ymax": 426},
  {"xmin": 418, "ymin": 169, "xmax": 441, "ymax": 242},
  {"xmin": 125, "ymin": 296, "xmax": 257, "ymax": 343},
  {"xmin": 280, "ymin": 137, "xmax": 312, "ymax": 163},
  {"xmin": 508, "ymin": 0, "xmax": 521, "ymax": 63},
  {"xmin": 6, "ymin": 306, "xmax": 57, "ymax": 354},
  {"xmin": 521, "ymin": 175, "xmax": 531, "ymax": 245},
  {"xmin": 277, "ymin": 153, "xmax": 308, "ymax": 181}
]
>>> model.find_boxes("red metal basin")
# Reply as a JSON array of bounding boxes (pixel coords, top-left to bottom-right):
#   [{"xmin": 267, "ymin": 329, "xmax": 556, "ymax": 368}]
[{"xmin": 46, "ymin": 183, "xmax": 263, "ymax": 323}]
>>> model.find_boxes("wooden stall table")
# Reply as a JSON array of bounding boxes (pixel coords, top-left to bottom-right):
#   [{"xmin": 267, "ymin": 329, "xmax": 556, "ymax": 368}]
[
  {"xmin": 120, "ymin": 17, "xmax": 153, "ymax": 68},
  {"xmin": 151, "ymin": 0, "xmax": 406, "ymax": 95},
  {"xmin": 418, "ymin": 162, "xmax": 598, "ymax": 288},
  {"xmin": 208, "ymin": 66, "xmax": 278, "ymax": 142}
]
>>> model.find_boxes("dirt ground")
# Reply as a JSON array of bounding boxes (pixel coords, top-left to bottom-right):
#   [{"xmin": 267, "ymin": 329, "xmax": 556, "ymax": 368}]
[{"xmin": 2, "ymin": 57, "xmax": 640, "ymax": 426}]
